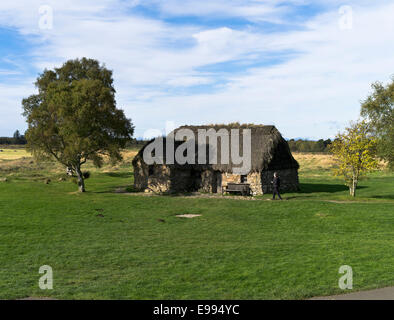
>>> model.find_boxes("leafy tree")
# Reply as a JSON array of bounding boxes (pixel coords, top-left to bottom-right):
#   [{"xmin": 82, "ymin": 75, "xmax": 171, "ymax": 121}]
[
  {"xmin": 295, "ymin": 140, "xmax": 306, "ymax": 152},
  {"xmin": 10, "ymin": 130, "xmax": 26, "ymax": 144},
  {"xmin": 287, "ymin": 138, "xmax": 332, "ymax": 153},
  {"xmin": 329, "ymin": 120, "xmax": 379, "ymax": 197},
  {"xmin": 323, "ymin": 139, "xmax": 332, "ymax": 149},
  {"xmin": 315, "ymin": 139, "xmax": 325, "ymax": 152},
  {"xmin": 22, "ymin": 58, "xmax": 134, "ymax": 192},
  {"xmin": 13, "ymin": 130, "xmax": 21, "ymax": 140},
  {"xmin": 288, "ymin": 139, "xmax": 296, "ymax": 152},
  {"xmin": 360, "ymin": 78, "xmax": 394, "ymax": 170}
]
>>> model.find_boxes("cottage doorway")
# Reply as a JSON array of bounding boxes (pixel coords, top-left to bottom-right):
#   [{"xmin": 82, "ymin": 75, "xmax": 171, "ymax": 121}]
[
  {"xmin": 212, "ymin": 171, "xmax": 222, "ymax": 193},
  {"xmin": 190, "ymin": 169, "xmax": 201, "ymax": 191}
]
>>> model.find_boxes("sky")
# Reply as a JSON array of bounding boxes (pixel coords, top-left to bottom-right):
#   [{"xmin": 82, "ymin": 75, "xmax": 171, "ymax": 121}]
[{"xmin": 0, "ymin": 0, "xmax": 393, "ymax": 139}]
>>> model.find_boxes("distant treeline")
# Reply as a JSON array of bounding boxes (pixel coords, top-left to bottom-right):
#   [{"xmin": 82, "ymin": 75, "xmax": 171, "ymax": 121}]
[
  {"xmin": 0, "ymin": 130, "xmax": 27, "ymax": 145},
  {"xmin": 125, "ymin": 138, "xmax": 149, "ymax": 148},
  {"xmin": 2, "ymin": 130, "xmax": 332, "ymax": 153},
  {"xmin": 127, "ymin": 138, "xmax": 333, "ymax": 153},
  {"xmin": 288, "ymin": 139, "xmax": 332, "ymax": 153}
]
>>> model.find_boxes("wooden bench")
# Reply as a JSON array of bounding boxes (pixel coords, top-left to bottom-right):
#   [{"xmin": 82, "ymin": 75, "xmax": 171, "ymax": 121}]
[{"xmin": 223, "ymin": 183, "xmax": 251, "ymax": 196}]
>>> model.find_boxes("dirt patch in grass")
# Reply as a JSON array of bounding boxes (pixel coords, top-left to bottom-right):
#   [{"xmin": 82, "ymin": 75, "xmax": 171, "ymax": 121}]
[
  {"xmin": 176, "ymin": 214, "xmax": 202, "ymax": 218},
  {"xmin": 315, "ymin": 212, "xmax": 331, "ymax": 218},
  {"xmin": 325, "ymin": 200, "xmax": 369, "ymax": 204},
  {"xmin": 114, "ymin": 187, "xmax": 127, "ymax": 193}
]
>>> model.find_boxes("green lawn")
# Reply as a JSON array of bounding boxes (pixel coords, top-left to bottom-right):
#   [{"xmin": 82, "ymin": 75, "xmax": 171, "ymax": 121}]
[{"xmin": 0, "ymin": 159, "xmax": 393, "ymax": 299}]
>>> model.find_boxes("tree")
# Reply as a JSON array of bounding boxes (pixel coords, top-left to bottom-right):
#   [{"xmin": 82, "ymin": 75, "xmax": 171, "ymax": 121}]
[
  {"xmin": 329, "ymin": 120, "xmax": 379, "ymax": 197},
  {"xmin": 12, "ymin": 130, "xmax": 23, "ymax": 144},
  {"xmin": 360, "ymin": 78, "xmax": 394, "ymax": 170},
  {"xmin": 288, "ymin": 139, "xmax": 296, "ymax": 152},
  {"xmin": 315, "ymin": 139, "xmax": 325, "ymax": 152},
  {"xmin": 323, "ymin": 139, "xmax": 332, "ymax": 150},
  {"xmin": 13, "ymin": 130, "xmax": 21, "ymax": 140},
  {"xmin": 22, "ymin": 58, "xmax": 134, "ymax": 192}
]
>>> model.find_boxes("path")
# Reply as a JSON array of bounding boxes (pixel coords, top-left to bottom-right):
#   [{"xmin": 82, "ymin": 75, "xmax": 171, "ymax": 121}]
[{"xmin": 310, "ymin": 286, "xmax": 394, "ymax": 300}]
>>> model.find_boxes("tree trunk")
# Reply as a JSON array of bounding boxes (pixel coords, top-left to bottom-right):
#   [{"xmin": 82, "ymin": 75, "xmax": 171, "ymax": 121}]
[
  {"xmin": 349, "ymin": 177, "xmax": 357, "ymax": 197},
  {"xmin": 75, "ymin": 165, "xmax": 85, "ymax": 192}
]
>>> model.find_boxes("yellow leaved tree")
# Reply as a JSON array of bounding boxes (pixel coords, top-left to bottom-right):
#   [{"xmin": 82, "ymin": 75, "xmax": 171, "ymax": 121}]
[{"xmin": 329, "ymin": 120, "xmax": 379, "ymax": 197}]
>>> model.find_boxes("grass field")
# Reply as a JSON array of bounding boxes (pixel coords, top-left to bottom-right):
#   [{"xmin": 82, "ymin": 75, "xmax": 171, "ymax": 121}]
[
  {"xmin": 0, "ymin": 148, "xmax": 30, "ymax": 161},
  {"xmin": 0, "ymin": 149, "xmax": 393, "ymax": 299}
]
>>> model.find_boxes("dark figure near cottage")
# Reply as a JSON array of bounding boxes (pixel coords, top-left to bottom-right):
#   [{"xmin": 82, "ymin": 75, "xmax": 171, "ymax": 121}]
[{"xmin": 271, "ymin": 172, "xmax": 282, "ymax": 200}]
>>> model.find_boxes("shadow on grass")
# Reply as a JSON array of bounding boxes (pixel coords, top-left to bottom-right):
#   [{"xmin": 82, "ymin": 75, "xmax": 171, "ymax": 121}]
[
  {"xmin": 298, "ymin": 183, "xmax": 367, "ymax": 194},
  {"xmin": 371, "ymin": 195, "xmax": 394, "ymax": 200},
  {"xmin": 105, "ymin": 172, "xmax": 132, "ymax": 178}
]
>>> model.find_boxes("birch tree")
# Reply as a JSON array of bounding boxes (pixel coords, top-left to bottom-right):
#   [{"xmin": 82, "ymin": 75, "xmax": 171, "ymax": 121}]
[{"xmin": 329, "ymin": 121, "xmax": 379, "ymax": 197}]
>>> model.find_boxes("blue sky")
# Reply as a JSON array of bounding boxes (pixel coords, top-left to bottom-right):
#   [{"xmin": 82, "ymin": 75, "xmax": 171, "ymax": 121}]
[{"xmin": 0, "ymin": 0, "xmax": 393, "ymax": 139}]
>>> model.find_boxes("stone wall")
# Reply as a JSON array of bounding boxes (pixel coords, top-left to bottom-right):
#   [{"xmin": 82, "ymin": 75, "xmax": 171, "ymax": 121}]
[
  {"xmin": 133, "ymin": 159, "xmax": 149, "ymax": 191},
  {"xmin": 133, "ymin": 160, "xmax": 173, "ymax": 193},
  {"xmin": 221, "ymin": 172, "xmax": 263, "ymax": 195},
  {"xmin": 146, "ymin": 165, "xmax": 172, "ymax": 193},
  {"xmin": 247, "ymin": 172, "xmax": 263, "ymax": 195},
  {"xmin": 134, "ymin": 162, "xmax": 200, "ymax": 193},
  {"xmin": 221, "ymin": 173, "xmax": 241, "ymax": 185},
  {"xmin": 200, "ymin": 170, "xmax": 216, "ymax": 193},
  {"xmin": 134, "ymin": 163, "xmax": 299, "ymax": 195}
]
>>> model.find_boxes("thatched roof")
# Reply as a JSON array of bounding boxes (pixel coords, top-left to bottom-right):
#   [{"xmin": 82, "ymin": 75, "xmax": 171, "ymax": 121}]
[{"xmin": 133, "ymin": 124, "xmax": 299, "ymax": 173}]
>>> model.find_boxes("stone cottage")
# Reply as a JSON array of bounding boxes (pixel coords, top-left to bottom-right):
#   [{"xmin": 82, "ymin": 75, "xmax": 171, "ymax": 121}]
[{"xmin": 132, "ymin": 124, "xmax": 299, "ymax": 195}]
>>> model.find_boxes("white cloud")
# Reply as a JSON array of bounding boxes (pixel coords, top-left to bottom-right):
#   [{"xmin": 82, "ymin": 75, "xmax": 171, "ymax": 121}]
[
  {"xmin": 166, "ymin": 76, "xmax": 213, "ymax": 87},
  {"xmin": 0, "ymin": 1, "xmax": 393, "ymax": 139},
  {"xmin": 0, "ymin": 80, "xmax": 37, "ymax": 135},
  {"xmin": 149, "ymin": 0, "xmax": 291, "ymax": 22},
  {"xmin": 0, "ymin": 70, "xmax": 21, "ymax": 75},
  {"xmin": 121, "ymin": 2, "xmax": 394, "ymax": 139}
]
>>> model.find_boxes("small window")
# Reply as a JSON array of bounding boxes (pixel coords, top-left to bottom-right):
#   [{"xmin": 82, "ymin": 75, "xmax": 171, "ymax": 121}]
[{"xmin": 241, "ymin": 175, "xmax": 247, "ymax": 183}]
